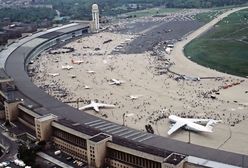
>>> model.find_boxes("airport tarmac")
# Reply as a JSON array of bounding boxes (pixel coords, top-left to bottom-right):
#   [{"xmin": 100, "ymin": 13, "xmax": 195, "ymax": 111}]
[{"xmin": 31, "ymin": 9, "xmax": 248, "ymax": 155}]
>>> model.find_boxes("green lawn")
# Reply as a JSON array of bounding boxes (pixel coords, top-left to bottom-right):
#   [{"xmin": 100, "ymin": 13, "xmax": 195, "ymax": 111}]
[
  {"xmin": 185, "ymin": 8, "xmax": 248, "ymax": 77},
  {"xmin": 124, "ymin": 8, "xmax": 180, "ymax": 17},
  {"xmin": 194, "ymin": 10, "xmax": 224, "ymax": 23}
]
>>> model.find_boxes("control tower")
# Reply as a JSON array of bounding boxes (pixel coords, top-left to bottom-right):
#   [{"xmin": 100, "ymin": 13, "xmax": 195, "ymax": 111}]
[{"xmin": 90, "ymin": 4, "xmax": 100, "ymax": 33}]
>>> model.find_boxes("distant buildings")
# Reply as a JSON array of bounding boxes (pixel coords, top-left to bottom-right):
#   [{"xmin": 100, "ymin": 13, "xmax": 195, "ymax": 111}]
[{"xmin": 0, "ymin": 23, "xmax": 37, "ymax": 45}]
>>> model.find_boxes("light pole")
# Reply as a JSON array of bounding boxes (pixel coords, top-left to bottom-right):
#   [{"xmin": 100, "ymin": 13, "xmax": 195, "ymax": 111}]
[
  {"xmin": 76, "ymin": 97, "xmax": 83, "ymax": 109},
  {"xmin": 122, "ymin": 113, "xmax": 134, "ymax": 126},
  {"xmin": 188, "ymin": 130, "xmax": 191, "ymax": 144},
  {"xmin": 122, "ymin": 113, "xmax": 125, "ymax": 126}
]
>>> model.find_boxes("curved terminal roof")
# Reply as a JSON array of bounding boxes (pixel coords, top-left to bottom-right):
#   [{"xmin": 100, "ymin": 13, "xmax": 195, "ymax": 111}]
[{"xmin": 3, "ymin": 23, "xmax": 248, "ymax": 167}]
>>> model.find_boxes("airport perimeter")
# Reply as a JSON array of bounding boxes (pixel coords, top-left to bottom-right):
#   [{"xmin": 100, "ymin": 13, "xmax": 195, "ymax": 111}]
[{"xmin": 0, "ymin": 7, "xmax": 248, "ymax": 168}]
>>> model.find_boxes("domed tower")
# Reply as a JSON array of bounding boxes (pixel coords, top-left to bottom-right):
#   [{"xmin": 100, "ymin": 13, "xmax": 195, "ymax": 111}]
[{"xmin": 90, "ymin": 4, "xmax": 100, "ymax": 32}]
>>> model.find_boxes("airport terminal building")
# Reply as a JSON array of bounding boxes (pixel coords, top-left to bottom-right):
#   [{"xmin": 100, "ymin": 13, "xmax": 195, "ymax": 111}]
[{"xmin": 0, "ymin": 23, "xmax": 247, "ymax": 168}]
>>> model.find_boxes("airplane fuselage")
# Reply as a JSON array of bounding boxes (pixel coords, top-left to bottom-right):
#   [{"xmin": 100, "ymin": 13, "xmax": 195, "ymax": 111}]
[{"xmin": 169, "ymin": 115, "xmax": 212, "ymax": 133}]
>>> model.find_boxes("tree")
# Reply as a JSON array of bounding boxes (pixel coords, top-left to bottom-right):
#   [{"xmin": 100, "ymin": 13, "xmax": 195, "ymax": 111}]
[{"xmin": 18, "ymin": 144, "xmax": 36, "ymax": 166}]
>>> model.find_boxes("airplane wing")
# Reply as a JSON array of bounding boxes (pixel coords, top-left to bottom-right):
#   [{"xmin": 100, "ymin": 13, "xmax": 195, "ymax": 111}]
[
  {"xmin": 168, "ymin": 121, "xmax": 186, "ymax": 135},
  {"xmin": 119, "ymin": 80, "xmax": 125, "ymax": 83},
  {"xmin": 97, "ymin": 103, "xmax": 115, "ymax": 108},
  {"xmin": 109, "ymin": 82, "xmax": 116, "ymax": 85},
  {"xmin": 112, "ymin": 79, "xmax": 118, "ymax": 83},
  {"xmin": 79, "ymin": 104, "xmax": 93, "ymax": 111}
]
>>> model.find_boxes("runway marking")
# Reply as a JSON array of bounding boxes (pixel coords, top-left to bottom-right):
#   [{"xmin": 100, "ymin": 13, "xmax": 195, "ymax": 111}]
[
  {"xmin": 138, "ymin": 135, "xmax": 154, "ymax": 142},
  {"xmin": 111, "ymin": 128, "xmax": 128, "ymax": 134},
  {"xmin": 131, "ymin": 134, "xmax": 147, "ymax": 140},
  {"xmin": 85, "ymin": 119, "xmax": 101, "ymax": 125},
  {"xmin": 94, "ymin": 123, "xmax": 112, "ymax": 129},
  {"xmin": 118, "ymin": 130, "xmax": 134, "ymax": 136},
  {"xmin": 124, "ymin": 132, "xmax": 141, "ymax": 139},
  {"xmin": 100, "ymin": 124, "xmax": 117, "ymax": 131},
  {"xmin": 89, "ymin": 121, "xmax": 106, "ymax": 127},
  {"xmin": 105, "ymin": 126, "xmax": 123, "ymax": 133}
]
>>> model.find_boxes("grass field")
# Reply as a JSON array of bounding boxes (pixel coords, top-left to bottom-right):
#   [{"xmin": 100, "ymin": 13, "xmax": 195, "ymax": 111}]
[
  {"xmin": 185, "ymin": 8, "xmax": 248, "ymax": 77},
  {"xmin": 194, "ymin": 10, "xmax": 224, "ymax": 23},
  {"xmin": 124, "ymin": 7, "xmax": 180, "ymax": 17}
]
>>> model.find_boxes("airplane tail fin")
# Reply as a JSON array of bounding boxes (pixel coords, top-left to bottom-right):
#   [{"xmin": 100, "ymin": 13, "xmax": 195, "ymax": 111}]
[
  {"xmin": 206, "ymin": 120, "xmax": 221, "ymax": 131},
  {"xmin": 206, "ymin": 120, "xmax": 214, "ymax": 131}
]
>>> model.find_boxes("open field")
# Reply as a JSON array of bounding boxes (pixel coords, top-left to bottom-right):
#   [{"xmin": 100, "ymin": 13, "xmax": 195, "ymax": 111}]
[
  {"xmin": 185, "ymin": 8, "xmax": 248, "ymax": 77},
  {"xmin": 194, "ymin": 10, "xmax": 224, "ymax": 23},
  {"xmin": 122, "ymin": 7, "xmax": 180, "ymax": 17}
]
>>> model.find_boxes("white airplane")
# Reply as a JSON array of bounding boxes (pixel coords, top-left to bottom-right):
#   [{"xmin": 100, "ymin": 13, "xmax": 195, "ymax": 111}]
[
  {"xmin": 168, "ymin": 115, "xmax": 221, "ymax": 135},
  {"xmin": 129, "ymin": 95, "xmax": 142, "ymax": 100},
  {"xmin": 109, "ymin": 79, "xmax": 125, "ymax": 85},
  {"xmin": 87, "ymin": 70, "xmax": 95, "ymax": 74},
  {"xmin": 48, "ymin": 73, "xmax": 60, "ymax": 77},
  {"xmin": 181, "ymin": 75, "xmax": 200, "ymax": 81},
  {"xmin": 71, "ymin": 59, "xmax": 84, "ymax": 64},
  {"xmin": 185, "ymin": 76, "xmax": 201, "ymax": 81},
  {"xmin": 84, "ymin": 85, "xmax": 91, "ymax": 89},
  {"xmin": 79, "ymin": 100, "xmax": 115, "ymax": 112},
  {"xmin": 62, "ymin": 65, "xmax": 73, "ymax": 70},
  {"xmin": 70, "ymin": 74, "xmax": 76, "ymax": 78}
]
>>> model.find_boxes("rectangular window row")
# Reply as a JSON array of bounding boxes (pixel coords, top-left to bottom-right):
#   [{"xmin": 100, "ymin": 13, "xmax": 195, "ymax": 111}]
[
  {"xmin": 107, "ymin": 148, "xmax": 161, "ymax": 168},
  {"xmin": 53, "ymin": 128, "xmax": 87, "ymax": 148}
]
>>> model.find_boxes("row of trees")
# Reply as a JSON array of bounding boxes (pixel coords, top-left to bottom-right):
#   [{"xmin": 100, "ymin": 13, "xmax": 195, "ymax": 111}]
[
  {"xmin": 0, "ymin": 0, "xmax": 247, "ymax": 23},
  {"xmin": 0, "ymin": 7, "xmax": 56, "ymax": 23},
  {"xmin": 42, "ymin": 0, "xmax": 248, "ymax": 19}
]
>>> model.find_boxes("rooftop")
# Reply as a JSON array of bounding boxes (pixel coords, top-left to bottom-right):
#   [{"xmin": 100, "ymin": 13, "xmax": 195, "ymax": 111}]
[
  {"xmin": 89, "ymin": 133, "xmax": 110, "ymax": 143},
  {"xmin": 165, "ymin": 153, "xmax": 186, "ymax": 165},
  {"xmin": 112, "ymin": 136, "xmax": 172, "ymax": 158},
  {"xmin": 56, "ymin": 119, "xmax": 101, "ymax": 137},
  {"xmin": 37, "ymin": 114, "xmax": 57, "ymax": 122}
]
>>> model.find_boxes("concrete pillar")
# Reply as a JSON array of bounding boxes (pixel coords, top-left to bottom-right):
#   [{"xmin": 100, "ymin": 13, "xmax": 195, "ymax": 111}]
[
  {"xmin": 4, "ymin": 100, "xmax": 22, "ymax": 122},
  {"xmin": 87, "ymin": 133, "xmax": 112, "ymax": 168},
  {"xmin": 35, "ymin": 114, "xmax": 58, "ymax": 141}
]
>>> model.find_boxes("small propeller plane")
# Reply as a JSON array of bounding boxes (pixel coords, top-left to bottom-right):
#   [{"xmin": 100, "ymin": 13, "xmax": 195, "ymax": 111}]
[
  {"xmin": 62, "ymin": 65, "xmax": 73, "ymax": 70},
  {"xmin": 79, "ymin": 100, "xmax": 115, "ymax": 112},
  {"xmin": 109, "ymin": 79, "xmax": 125, "ymax": 85},
  {"xmin": 84, "ymin": 85, "xmax": 91, "ymax": 89},
  {"xmin": 129, "ymin": 95, "xmax": 142, "ymax": 100},
  {"xmin": 71, "ymin": 59, "xmax": 84, "ymax": 65},
  {"xmin": 48, "ymin": 73, "xmax": 60, "ymax": 77},
  {"xmin": 87, "ymin": 70, "xmax": 96, "ymax": 74}
]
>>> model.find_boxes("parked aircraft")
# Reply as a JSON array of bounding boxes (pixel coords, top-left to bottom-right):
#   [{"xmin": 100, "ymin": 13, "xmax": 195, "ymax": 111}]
[
  {"xmin": 109, "ymin": 79, "xmax": 125, "ymax": 85},
  {"xmin": 174, "ymin": 75, "xmax": 200, "ymax": 81},
  {"xmin": 79, "ymin": 100, "xmax": 115, "ymax": 112},
  {"xmin": 87, "ymin": 70, "xmax": 96, "ymax": 74},
  {"xmin": 129, "ymin": 95, "xmax": 142, "ymax": 100},
  {"xmin": 84, "ymin": 85, "xmax": 91, "ymax": 89},
  {"xmin": 62, "ymin": 65, "xmax": 73, "ymax": 70},
  {"xmin": 48, "ymin": 73, "xmax": 60, "ymax": 77},
  {"xmin": 71, "ymin": 59, "xmax": 84, "ymax": 64},
  {"xmin": 168, "ymin": 115, "xmax": 221, "ymax": 135}
]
